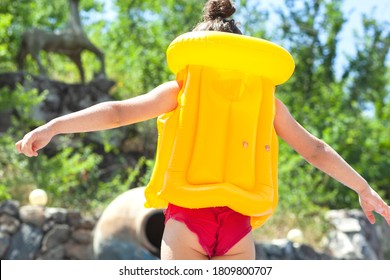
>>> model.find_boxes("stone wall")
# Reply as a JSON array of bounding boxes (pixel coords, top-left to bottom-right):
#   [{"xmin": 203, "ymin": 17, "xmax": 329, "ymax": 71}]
[
  {"xmin": 0, "ymin": 200, "xmax": 96, "ymax": 260},
  {"xmin": 256, "ymin": 209, "xmax": 390, "ymax": 260},
  {"xmin": 321, "ymin": 209, "xmax": 390, "ymax": 259},
  {"xmin": 1, "ymin": 199, "xmax": 389, "ymax": 260}
]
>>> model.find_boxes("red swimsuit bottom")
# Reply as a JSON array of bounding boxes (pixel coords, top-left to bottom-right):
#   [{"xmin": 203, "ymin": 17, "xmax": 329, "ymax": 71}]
[{"xmin": 164, "ymin": 203, "xmax": 252, "ymax": 258}]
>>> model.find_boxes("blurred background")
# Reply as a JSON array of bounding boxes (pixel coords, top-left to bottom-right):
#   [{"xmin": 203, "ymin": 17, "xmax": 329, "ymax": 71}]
[{"xmin": 0, "ymin": 0, "xmax": 389, "ymax": 259}]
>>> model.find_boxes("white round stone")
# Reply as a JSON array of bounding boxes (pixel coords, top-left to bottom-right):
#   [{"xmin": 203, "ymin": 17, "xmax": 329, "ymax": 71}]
[
  {"xmin": 29, "ymin": 189, "xmax": 48, "ymax": 206},
  {"xmin": 287, "ymin": 228, "xmax": 304, "ymax": 244}
]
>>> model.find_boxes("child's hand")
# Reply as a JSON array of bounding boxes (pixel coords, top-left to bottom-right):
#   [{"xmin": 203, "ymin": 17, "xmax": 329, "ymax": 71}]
[
  {"xmin": 358, "ymin": 187, "xmax": 390, "ymax": 226},
  {"xmin": 15, "ymin": 126, "xmax": 53, "ymax": 157}
]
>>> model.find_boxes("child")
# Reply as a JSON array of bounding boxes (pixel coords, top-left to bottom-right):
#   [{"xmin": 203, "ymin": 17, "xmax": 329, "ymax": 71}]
[{"xmin": 16, "ymin": 0, "xmax": 390, "ymax": 260}]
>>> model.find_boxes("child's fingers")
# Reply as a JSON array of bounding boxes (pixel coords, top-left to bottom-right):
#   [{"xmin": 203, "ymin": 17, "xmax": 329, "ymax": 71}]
[
  {"xmin": 31, "ymin": 144, "xmax": 39, "ymax": 157},
  {"xmin": 382, "ymin": 205, "xmax": 390, "ymax": 226},
  {"xmin": 359, "ymin": 190, "xmax": 390, "ymax": 226},
  {"xmin": 20, "ymin": 137, "xmax": 35, "ymax": 157},
  {"xmin": 363, "ymin": 209, "xmax": 376, "ymax": 224},
  {"xmin": 360, "ymin": 199, "xmax": 376, "ymax": 224},
  {"xmin": 364, "ymin": 201, "xmax": 390, "ymax": 225},
  {"xmin": 376, "ymin": 202, "xmax": 390, "ymax": 221},
  {"xmin": 15, "ymin": 140, "xmax": 22, "ymax": 153}
]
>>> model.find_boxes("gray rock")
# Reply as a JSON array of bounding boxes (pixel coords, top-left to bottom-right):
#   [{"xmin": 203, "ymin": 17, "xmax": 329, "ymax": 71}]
[
  {"xmin": 255, "ymin": 243, "xmax": 268, "ymax": 260},
  {"xmin": 67, "ymin": 211, "xmax": 82, "ymax": 228},
  {"xmin": 257, "ymin": 239, "xmax": 332, "ymax": 260},
  {"xmin": 45, "ymin": 207, "xmax": 67, "ymax": 224},
  {"xmin": 4, "ymin": 223, "xmax": 43, "ymax": 259},
  {"xmin": 322, "ymin": 230, "xmax": 357, "ymax": 259},
  {"xmin": 19, "ymin": 205, "xmax": 45, "ymax": 227},
  {"xmin": 65, "ymin": 241, "xmax": 93, "ymax": 260},
  {"xmin": 0, "ymin": 231, "xmax": 11, "ymax": 258},
  {"xmin": 331, "ymin": 217, "xmax": 361, "ymax": 233},
  {"xmin": 41, "ymin": 224, "xmax": 70, "ymax": 252},
  {"xmin": 352, "ymin": 233, "xmax": 377, "ymax": 260},
  {"xmin": 293, "ymin": 243, "xmax": 332, "ymax": 260},
  {"xmin": 72, "ymin": 229, "xmax": 92, "ymax": 244},
  {"xmin": 94, "ymin": 238, "xmax": 158, "ymax": 260},
  {"xmin": 261, "ymin": 242, "xmax": 285, "ymax": 260},
  {"xmin": 0, "ymin": 200, "xmax": 20, "ymax": 217},
  {"xmin": 323, "ymin": 209, "xmax": 390, "ymax": 260},
  {"xmin": 42, "ymin": 219, "xmax": 56, "ymax": 232},
  {"xmin": 78, "ymin": 217, "xmax": 96, "ymax": 230},
  {"xmin": 375, "ymin": 220, "xmax": 390, "ymax": 259},
  {"xmin": 0, "ymin": 213, "xmax": 20, "ymax": 234},
  {"xmin": 37, "ymin": 245, "xmax": 65, "ymax": 260}
]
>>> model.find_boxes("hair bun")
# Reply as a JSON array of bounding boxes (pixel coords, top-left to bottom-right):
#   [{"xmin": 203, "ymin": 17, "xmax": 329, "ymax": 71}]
[{"xmin": 204, "ymin": 0, "xmax": 236, "ymax": 21}]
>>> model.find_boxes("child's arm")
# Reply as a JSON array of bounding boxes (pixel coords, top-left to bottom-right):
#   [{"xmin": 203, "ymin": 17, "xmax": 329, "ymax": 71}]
[
  {"xmin": 15, "ymin": 81, "xmax": 180, "ymax": 157},
  {"xmin": 274, "ymin": 98, "xmax": 390, "ymax": 225}
]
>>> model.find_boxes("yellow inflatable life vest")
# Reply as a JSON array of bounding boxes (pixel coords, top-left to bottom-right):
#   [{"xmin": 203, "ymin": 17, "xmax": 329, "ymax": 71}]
[{"xmin": 145, "ymin": 31, "xmax": 295, "ymax": 229}]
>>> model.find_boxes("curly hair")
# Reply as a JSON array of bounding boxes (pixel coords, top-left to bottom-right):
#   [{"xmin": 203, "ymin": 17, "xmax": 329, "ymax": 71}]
[{"xmin": 193, "ymin": 0, "xmax": 242, "ymax": 34}]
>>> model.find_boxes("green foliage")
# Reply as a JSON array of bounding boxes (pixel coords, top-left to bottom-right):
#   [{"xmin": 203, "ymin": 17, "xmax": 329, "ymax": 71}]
[
  {"xmin": 0, "ymin": 85, "xmax": 46, "ymax": 118},
  {"xmin": 0, "ymin": 185, "xmax": 11, "ymax": 201},
  {"xmin": 0, "ymin": 134, "xmax": 32, "ymax": 202},
  {"xmin": 126, "ymin": 156, "xmax": 155, "ymax": 188},
  {"xmin": 28, "ymin": 146, "xmax": 102, "ymax": 206},
  {"xmin": 0, "ymin": 13, "xmax": 13, "ymax": 68},
  {"xmin": 275, "ymin": 0, "xmax": 390, "ymax": 211}
]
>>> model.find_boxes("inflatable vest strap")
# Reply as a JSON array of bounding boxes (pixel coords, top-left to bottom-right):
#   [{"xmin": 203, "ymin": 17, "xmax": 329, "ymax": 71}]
[{"xmin": 145, "ymin": 31, "xmax": 295, "ymax": 229}]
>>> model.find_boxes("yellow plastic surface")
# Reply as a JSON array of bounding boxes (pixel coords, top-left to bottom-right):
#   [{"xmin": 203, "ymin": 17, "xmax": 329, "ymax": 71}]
[
  {"xmin": 166, "ymin": 31, "xmax": 295, "ymax": 85},
  {"xmin": 145, "ymin": 31, "xmax": 295, "ymax": 228}
]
